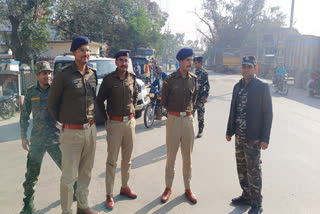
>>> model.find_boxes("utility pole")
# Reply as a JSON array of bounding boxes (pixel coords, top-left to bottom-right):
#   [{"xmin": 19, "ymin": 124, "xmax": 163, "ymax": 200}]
[{"xmin": 290, "ymin": 0, "xmax": 295, "ymax": 30}]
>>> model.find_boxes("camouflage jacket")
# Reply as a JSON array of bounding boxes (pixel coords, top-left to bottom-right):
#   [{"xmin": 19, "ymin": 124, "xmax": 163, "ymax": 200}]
[
  {"xmin": 20, "ymin": 83, "xmax": 59, "ymax": 144},
  {"xmin": 195, "ymin": 68, "xmax": 210, "ymax": 101}
]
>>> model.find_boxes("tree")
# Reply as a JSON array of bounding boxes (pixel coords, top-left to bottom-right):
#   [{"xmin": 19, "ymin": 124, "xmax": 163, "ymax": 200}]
[
  {"xmin": 53, "ymin": 0, "xmax": 168, "ymax": 57},
  {"xmin": 161, "ymin": 32, "xmax": 185, "ymax": 64},
  {"xmin": 0, "ymin": 0, "xmax": 53, "ymax": 64},
  {"xmin": 196, "ymin": 0, "xmax": 286, "ymax": 49}
]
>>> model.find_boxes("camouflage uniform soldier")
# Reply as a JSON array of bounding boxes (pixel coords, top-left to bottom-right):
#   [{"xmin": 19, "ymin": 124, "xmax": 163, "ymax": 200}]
[
  {"xmin": 193, "ymin": 56, "xmax": 210, "ymax": 138},
  {"xmin": 226, "ymin": 56, "xmax": 273, "ymax": 214},
  {"xmin": 19, "ymin": 61, "xmax": 63, "ymax": 214}
]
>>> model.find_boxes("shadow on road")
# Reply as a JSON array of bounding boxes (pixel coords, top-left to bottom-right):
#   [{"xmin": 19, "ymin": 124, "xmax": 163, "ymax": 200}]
[
  {"xmin": 134, "ymin": 197, "xmax": 162, "ymax": 214},
  {"xmin": 99, "ymin": 144, "xmax": 166, "ymax": 178},
  {"xmin": 134, "ymin": 194, "xmax": 191, "ymax": 214},
  {"xmin": 228, "ymin": 204, "xmax": 250, "ymax": 214},
  {"xmin": 92, "ymin": 194, "xmax": 138, "ymax": 213},
  {"xmin": 209, "ymin": 93, "xmax": 232, "ymax": 102},
  {"xmin": 95, "ymin": 119, "xmax": 166, "ymax": 141},
  {"xmin": 131, "ymin": 144, "xmax": 166, "ymax": 169},
  {"xmin": 135, "ymin": 120, "xmax": 166, "ymax": 134},
  {"xmin": 273, "ymin": 86, "xmax": 320, "ymax": 110},
  {"xmin": 35, "ymin": 200, "xmax": 60, "ymax": 214},
  {"xmin": 0, "ymin": 121, "xmax": 20, "ymax": 143},
  {"xmin": 152, "ymin": 194, "xmax": 194, "ymax": 214}
]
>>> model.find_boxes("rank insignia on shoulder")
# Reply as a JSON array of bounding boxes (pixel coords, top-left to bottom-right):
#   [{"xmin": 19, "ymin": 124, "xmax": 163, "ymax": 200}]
[
  {"xmin": 31, "ymin": 97, "xmax": 40, "ymax": 101},
  {"xmin": 26, "ymin": 85, "xmax": 34, "ymax": 92}
]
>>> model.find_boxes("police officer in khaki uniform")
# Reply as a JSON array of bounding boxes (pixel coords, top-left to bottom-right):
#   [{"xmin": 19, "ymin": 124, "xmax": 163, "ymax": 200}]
[
  {"xmin": 160, "ymin": 48, "xmax": 198, "ymax": 204},
  {"xmin": 96, "ymin": 49, "xmax": 139, "ymax": 210},
  {"xmin": 48, "ymin": 36, "xmax": 98, "ymax": 214}
]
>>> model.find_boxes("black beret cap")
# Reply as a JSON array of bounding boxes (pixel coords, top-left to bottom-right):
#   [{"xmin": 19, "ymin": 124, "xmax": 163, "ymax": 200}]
[
  {"xmin": 194, "ymin": 56, "xmax": 203, "ymax": 62},
  {"xmin": 176, "ymin": 48, "xmax": 193, "ymax": 61},
  {"xmin": 70, "ymin": 36, "xmax": 90, "ymax": 51},
  {"xmin": 242, "ymin": 56, "xmax": 257, "ymax": 67},
  {"xmin": 114, "ymin": 49, "xmax": 130, "ymax": 59}
]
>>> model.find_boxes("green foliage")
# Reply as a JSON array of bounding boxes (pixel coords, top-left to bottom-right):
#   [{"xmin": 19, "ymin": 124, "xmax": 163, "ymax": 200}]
[
  {"xmin": 54, "ymin": 0, "xmax": 168, "ymax": 57},
  {"xmin": 198, "ymin": 0, "xmax": 286, "ymax": 48},
  {"xmin": 0, "ymin": 0, "xmax": 53, "ymax": 64}
]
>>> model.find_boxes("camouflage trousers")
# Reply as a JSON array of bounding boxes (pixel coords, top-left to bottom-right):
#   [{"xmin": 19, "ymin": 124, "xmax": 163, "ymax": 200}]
[
  {"xmin": 194, "ymin": 100, "xmax": 205, "ymax": 133},
  {"xmin": 235, "ymin": 135, "xmax": 262, "ymax": 206},
  {"xmin": 22, "ymin": 142, "xmax": 62, "ymax": 204}
]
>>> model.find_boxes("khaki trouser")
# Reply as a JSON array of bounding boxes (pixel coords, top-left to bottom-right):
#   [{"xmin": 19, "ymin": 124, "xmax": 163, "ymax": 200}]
[
  {"xmin": 60, "ymin": 124, "xmax": 96, "ymax": 214},
  {"xmin": 165, "ymin": 114, "xmax": 194, "ymax": 189},
  {"xmin": 106, "ymin": 118, "xmax": 136, "ymax": 196}
]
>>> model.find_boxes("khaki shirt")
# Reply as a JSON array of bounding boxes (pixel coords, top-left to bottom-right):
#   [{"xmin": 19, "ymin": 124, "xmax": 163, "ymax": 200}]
[
  {"xmin": 48, "ymin": 62, "xmax": 97, "ymax": 124},
  {"xmin": 161, "ymin": 70, "xmax": 198, "ymax": 112},
  {"xmin": 96, "ymin": 69, "xmax": 138, "ymax": 120}
]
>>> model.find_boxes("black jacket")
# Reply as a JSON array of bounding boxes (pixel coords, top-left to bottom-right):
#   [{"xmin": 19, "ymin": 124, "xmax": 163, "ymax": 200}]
[{"xmin": 226, "ymin": 77, "xmax": 273, "ymax": 143}]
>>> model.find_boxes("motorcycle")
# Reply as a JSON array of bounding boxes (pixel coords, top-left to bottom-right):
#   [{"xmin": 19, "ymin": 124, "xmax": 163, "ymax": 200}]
[
  {"xmin": 272, "ymin": 73, "xmax": 289, "ymax": 95},
  {"xmin": 0, "ymin": 95, "xmax": 16, "ymax": 120},
  {"xmin": 308, "ymin": 71, "xmax": 320, "ymax": 97},
  {"xmin": 144, "ymin": 86, "xmax": 167, "ymax": 128}
]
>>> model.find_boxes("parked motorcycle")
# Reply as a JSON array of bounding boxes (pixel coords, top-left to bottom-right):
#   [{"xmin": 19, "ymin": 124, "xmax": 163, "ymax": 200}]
[
  {"xmin": 144, "ymin": 86, "xmax": 167, "ymax": 128},
  {"xmin": 272, "ymin": 73, "xmax": 289, "ymax": 95},
  {"xmin": 308, "ymin": 71, "xmax": 320, "ymax": 97},
  {"xmin": 0, "ymin": 95, "xmax": 16, "ymax": 120}
]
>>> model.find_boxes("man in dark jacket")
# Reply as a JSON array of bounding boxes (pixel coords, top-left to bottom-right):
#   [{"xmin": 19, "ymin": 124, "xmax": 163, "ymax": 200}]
[{"xmin": 226, "ymin": 56, "xmax": 273, "ymax": 214}]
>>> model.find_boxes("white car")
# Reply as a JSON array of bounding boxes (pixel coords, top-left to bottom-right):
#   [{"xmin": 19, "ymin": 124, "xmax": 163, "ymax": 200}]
[{"xmin": 53, "ymin": 55, "xmax": 150, "ymax": 124}]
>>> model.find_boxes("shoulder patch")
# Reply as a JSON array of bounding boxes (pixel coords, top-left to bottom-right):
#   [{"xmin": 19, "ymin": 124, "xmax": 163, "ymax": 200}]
[
  {"xmin": 88, "ymin": 66, "xmax": 96, "ymax": 72},
  {"xmin": 103, "ymin": 70, "xmax": 116, "ymax": 80},
  {"xmin": 26, "ymin": 85, "xmax": 35, "ymax": 92},
  {"xmin": 61, "ymin": 64, "xmax": 73, "ymax": 72},
  {"xmin": 27, "ymin": 85, "xmax": 35, "ymax": 89},
  {"xmin": 189, "ymin": 72, "xmax": 197, "ymax": 78},
  {"xmin": 128, "ymin": 71, "xmax": 136, "ymax": 76}
]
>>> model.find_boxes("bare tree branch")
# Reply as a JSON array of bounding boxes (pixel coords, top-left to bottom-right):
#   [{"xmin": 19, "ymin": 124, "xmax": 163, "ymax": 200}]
[
  {"xmin": 193, "ymin": 10, "xmax": 216, "ymax": 43},
  {"xmin": 196, "ymin": 28, "xmax": 214, "ymax": 43}
]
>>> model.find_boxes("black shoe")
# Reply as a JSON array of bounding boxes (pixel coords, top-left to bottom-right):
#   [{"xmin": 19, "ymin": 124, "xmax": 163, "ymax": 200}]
[
  {"xmin": 248, "ymin": 205, "xmax": 263, "ymax": 214},
  {"xmin": 231, "ymin": 196, "xmax": 251, "ymax": 206},
  {"xmin": 73, "ymin": 181, "xmax": 78, "ymax": 201},
  {"xmin": 196, "ymin": 131, "xmax": 203, "ymax": 138},
  {"xmin": 20, "ymin": 205, "xmax": 36, "ymax": 214}
]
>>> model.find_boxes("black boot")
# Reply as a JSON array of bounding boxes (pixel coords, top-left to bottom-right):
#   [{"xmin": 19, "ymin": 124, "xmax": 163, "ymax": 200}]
[
  {"xmin": 20, "ymin": 196, "xmax": 35, "ymax": 214},
  {"xmin": 196, "ymin": 130, "xmax": 203, "ymax": 138},
  {"xmin": 231, "ymin": 196, "xmax": 251, "ymax": 206},
  {"xmin": 73, "ymin": 181, "xmax": 78, "ymax": 201},
  {"xmin": 248, "ymin": 205, "xmax": 263, "ymax": 214}
]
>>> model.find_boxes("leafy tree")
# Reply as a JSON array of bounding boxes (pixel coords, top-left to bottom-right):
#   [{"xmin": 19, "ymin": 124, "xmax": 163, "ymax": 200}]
[
  {"xmin": 53, "ymin": 0, "xmax": 167, "ymax": 57},
  {"xmin": 196, "ymin": 0, "xmax": 286, "ymax": 48},
  {"xmin": 0, "ymin": 0, "xmax": 53, "ymax": 64}
]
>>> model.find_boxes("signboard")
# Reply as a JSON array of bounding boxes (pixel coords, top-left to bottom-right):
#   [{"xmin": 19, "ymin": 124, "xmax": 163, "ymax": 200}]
[{"xmin": 0, "ymin": 61, "xmax": 20, "ymax": 74}]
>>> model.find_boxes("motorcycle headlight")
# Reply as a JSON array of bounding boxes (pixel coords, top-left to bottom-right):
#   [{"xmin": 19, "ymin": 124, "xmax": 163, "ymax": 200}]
[{"xmin": 149, "ymin": 93, "xmax": 155, "ymax": 98}]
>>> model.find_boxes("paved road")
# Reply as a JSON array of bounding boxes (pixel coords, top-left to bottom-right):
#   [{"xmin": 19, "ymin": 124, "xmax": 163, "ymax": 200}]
[{"xmin": 1, "ymin": 73, "xmax": 319, "ymax": 214}]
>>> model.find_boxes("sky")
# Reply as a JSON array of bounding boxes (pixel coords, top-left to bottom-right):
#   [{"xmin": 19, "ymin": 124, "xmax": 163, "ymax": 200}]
[{"xmin": 154, "ymin": 0, "xmax": 320, "ymax": 41}]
